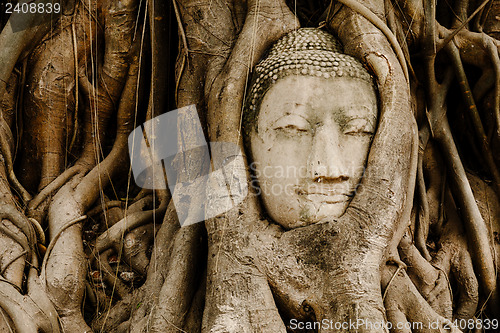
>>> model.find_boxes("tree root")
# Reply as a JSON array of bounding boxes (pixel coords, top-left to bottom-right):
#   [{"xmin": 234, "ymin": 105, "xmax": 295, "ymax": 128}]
[
  {"xmin": 147, "ymin": 223, "xmax": 204, "ymax": 333},
  {"xmin": 0, "ymin": 225, "xmax": 26, "ymax": 288},
  {"xmin": 93, "ymin": 205, "xmax": 166, "ymax": 257},
  {"xmin": 43, "ymin": 25, "xmax": 142, "ymax": 331},
  {"xmin": 0, "ymin": 205, "xmax": 36, "ymax": 267},
  {"xmin": 416, "ymin": 125, "xmax": 432, "ymax": 260},
  {"xmin": 436, "ymin": 0, "xmax": 492, "ymax": 53},
  {"xmin": 399, "ymin": 231, "xmax": 453, "ymax": 319},
  {"xmin": 422, "ymin": 15, "xmax": 498, "ymax": 312},
  {"xmin": 433, "ymin": 103, "xmax": 498, "ymax": 312},
  {"xmin": 486, "ymin": 37, "xmax": 500, "ymax": 136},
  {"xmin": 91, "ymin": 288, "xmax": 136, "ymax": 332},
  {"xmin": 382, "ymin": 264, "xmax": 462, "ymax": 333},
  {"xmin": 0, "ymin": 0, "xmax": 67, "ymax": 96},
  {"xmin": 44, "ymin": 178, "xmax": 91, "ymax": 333},
  {"xmin": 0, "ymin": 307, "xmax": 14, "ymax": 333},
  {"xmin": 0, "ymin": 250, "xmax": 26, "ymax": 277},
  {"xmin": 75, "ymin": 0, "xmax": 138, "ymax": 168},
  {"xmin": 41, "ymin": 215, "xmax": 88, "ymax": 276},
  {"xmin": 431, "ymin": 191, "xmax": 479, "ymax": 321},
  {"xmin": 0, "ymin": 119, "xmax": 30, "ymax": 203},
  {"xmin": 446, "ymin": 41, "xmax": 500, "ymax": 196},
  {"xmin": 95, "ymin": 249, "xmax": 131, "ymax": 300},
  {"xmin": 22, "ymin": 14, "xmax": 77, "ymax": 192},
  {"xmin": 332, "ymin": 0, "xmax": 409, "ymax": 82},
  {"xmin": 26, "ymin": 263, "xmax": 61, "ymax": 333},
  {"xmin": 91, "ymin": 199, "xmax": 179, "ymax": 332},
  {"xmin": 27, "ymin": 163, "xmax": 86, "ymax": 222},
  {"xmin": 122, "ymin": 224, "xmax": 154, "ymax": 275},
  {"xmin": 0, "ymin": 281, "xmax": 49, "ymax": 333},
  {"xmin": 0, "ymin": 257, "xmax": 62, "ymax": 333},
  {"xmin": 0, "ymin": 223, "xmax": 29, "ymax": 265}
]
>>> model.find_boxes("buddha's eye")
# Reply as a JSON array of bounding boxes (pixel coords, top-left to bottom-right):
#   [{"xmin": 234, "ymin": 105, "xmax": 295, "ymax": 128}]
[
  {"xmin": 343, "ymin": 118, "xmax": 374, "ymax": 135},
  {"xmin": 272, "ymin": 115, "xmax": 310, "ymax": 134}
]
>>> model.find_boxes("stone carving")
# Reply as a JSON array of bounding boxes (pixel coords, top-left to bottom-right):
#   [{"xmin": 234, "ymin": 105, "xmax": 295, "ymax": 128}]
[{"xmin": 245, "ymin": 28, "xmax": 377, "ymax": 229}]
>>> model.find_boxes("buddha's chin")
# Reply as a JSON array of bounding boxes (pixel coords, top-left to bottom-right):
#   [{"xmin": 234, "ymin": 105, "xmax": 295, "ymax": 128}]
[{"xmin": 272, "ymin": 200, "xmax": 349, "ymax": 230}]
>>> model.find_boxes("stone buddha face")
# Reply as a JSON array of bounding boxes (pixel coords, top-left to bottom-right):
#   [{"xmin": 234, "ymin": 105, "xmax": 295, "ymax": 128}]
[
  {"xmin": 244, "ymin": 29, "xmax": 378, "ymax": 230},
  {"xmin": 249, "ymin": 75, "xmax": 377, "ymax": 229}
]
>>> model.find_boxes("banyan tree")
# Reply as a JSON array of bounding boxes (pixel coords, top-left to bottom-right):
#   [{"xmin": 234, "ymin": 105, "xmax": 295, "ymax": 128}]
[{"xmin": 0, "ymin": 0, "xmax": 499, "ymax": 332}]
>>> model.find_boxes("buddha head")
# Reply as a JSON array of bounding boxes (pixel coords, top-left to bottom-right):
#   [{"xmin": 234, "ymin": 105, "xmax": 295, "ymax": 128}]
[{"xmin": 244, "ymin": 28, "xmax": 378, "ymax": 230}]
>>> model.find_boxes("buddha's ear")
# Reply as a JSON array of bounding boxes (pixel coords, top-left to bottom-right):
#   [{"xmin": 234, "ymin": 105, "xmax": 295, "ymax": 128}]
[{"xmin": 329, "ymin": 9, "xmax": 418, "ymax": 247}]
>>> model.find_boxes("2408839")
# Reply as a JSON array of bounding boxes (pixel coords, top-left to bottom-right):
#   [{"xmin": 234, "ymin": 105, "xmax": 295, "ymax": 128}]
[
  {"xmin": 3, "ymin": 2, "xmax": 61, "ymax": 14},
  {"xmin": 444, "ymin": 319, "xmax": 499, "ymax": 331}
]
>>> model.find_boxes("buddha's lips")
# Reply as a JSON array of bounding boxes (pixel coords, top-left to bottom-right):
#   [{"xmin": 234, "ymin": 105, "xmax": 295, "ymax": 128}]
[
  {"xmin": 303, "ymin": 193, "xmax": 349, "ymax": 204},
  {"xmin": 296, "ymin": 188, "xmax": 351, "ymax": 203},
  {"xmin": 296, "ymin": 185, "xmax": 352, "ymax": 197}
]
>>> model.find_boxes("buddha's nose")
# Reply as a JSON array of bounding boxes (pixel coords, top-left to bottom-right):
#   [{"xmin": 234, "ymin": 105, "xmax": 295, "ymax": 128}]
[{"xmin": 308, "ymin": 125, "xmax": 349, "ymax": 182}]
